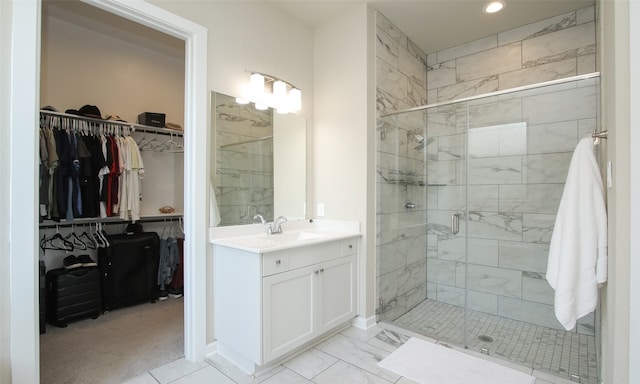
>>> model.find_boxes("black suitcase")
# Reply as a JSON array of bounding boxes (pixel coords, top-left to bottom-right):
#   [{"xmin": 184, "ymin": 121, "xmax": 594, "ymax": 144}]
[
  {"xmin": 46, "ymin": 267, "xmax": 101, "ymax": 328},
  {"xmin": 98, "ymin": 232, "xmax": 160, "ymax": 311}
]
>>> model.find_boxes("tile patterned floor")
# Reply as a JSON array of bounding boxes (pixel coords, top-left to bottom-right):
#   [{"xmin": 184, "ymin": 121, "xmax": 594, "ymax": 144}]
[
  {"xmin": 122, "ymin": 325, "xmax": 581, "ymax": 384},
  {"xmin": 392, "ymin": 299, "xmax": 598, "ymax": 384}
]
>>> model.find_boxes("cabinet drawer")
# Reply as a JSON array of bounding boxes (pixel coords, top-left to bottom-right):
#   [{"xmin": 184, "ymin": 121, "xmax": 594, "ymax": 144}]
[
  {"xmin": 341, "ymin": 238, "xmax": 357, "ymax": 256},
  {"xmin": 263, "ymin": 252, "xmax": 289, "ymax": 276}
]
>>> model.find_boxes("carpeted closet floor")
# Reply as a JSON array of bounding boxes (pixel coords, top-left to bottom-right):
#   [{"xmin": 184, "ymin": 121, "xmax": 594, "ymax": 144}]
[{"xmin": 40, "ymin": 297, "xmax": 184, "ymax": 384}]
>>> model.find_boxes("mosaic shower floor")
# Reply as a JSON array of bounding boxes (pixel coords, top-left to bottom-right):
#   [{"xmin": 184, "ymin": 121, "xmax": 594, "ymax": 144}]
[{"xmin": 391, "ymin": 299, "xmax": 598, "ymax": 384}]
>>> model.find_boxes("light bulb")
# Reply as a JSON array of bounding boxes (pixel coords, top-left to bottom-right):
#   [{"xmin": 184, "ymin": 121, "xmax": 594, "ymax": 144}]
[
  {"xmin": 288, "ymin": 88, "xmax": 302, "ymax": 112},
  {"xmin": 483, "ymin": 0, "xmax": 505, "ymax": 14}
]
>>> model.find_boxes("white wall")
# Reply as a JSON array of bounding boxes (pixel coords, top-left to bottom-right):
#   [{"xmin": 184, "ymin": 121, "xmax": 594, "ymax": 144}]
[
  {"xmin": 314, "ymin": 4, "xmax": 377, "ymax": 322},
  {"xmin": 1, "ymin": 2, "xmax": 12, "ymax": 383}
]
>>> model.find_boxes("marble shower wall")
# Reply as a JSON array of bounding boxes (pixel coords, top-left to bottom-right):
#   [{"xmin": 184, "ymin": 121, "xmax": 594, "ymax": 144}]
[
  {"xmin": 215, "ymin": 93, "xmax": 274, "ymax": 226},
  {"xmin": 424, "ymin": 5, "xmax": 597, "ymax": 334},
  {"xmin": 376, "ymin": 11, "xmax": 429, "ymax": 321},
  {"xmin": 376, "ymin": 5, "xmax": 598, "ymax": 334}
]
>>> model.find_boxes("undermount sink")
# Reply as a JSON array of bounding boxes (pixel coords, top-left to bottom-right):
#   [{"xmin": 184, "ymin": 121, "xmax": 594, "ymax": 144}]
[{"xmin": 212, "ymin": 229, "xmax": 352, "ymax": 253}]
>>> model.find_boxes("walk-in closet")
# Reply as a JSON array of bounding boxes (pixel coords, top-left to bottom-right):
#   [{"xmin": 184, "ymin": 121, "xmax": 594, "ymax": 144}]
[{"xmin": 38, "ymin": 1, "xmax": 187, "ymax": 382}]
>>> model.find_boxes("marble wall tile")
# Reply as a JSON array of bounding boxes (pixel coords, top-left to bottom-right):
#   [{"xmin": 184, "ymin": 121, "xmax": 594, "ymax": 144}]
[
  {"xmin": 456, "ymin": 261, "xmax": 465, "ymax": 288},
  {"xmin": 427, "ymin": 234, "xmax": 438, "ymax": 258},
  {"xmin": 468, "ymin": 122, "xmax": 527, "ymax": 158},
  {"xmin": 526, "ymin": 120, "xmax": 578, "ymax": 154},
  {"xmin": 467, "ymin": 211, "xmax": 523, "ymax": 241},
  {"xmin": 427, "ymin": 60, "xmax": 456, "ymax": 90},
  {"xmin": 405, "ymin": 282, "xmax": 428, "ymax": 310},
  {"xmin": 468, "ymin": 156, "xmax": 522, "ymax": 185},
  {"xmin": 522, "ymin": 22, "xmax": 596, "ymax": 68},
  {"xmin": 428, "ymin": 209, "xmax": 467, "ymax": 236},
  {"xmin": 377, "ymin": 57, "xmax": 406, "ymax": 104},
  {"xmin": 498, "ymin": 297, "xmax": 563, "ymax": 330},
  {"xmin": 437, "ymin": 35, "xmax": 497, "ymax": 64},
  {"xmin": 468, "ymin": 185, "xmax": 500, "ymax": 212},
  {"xmin": 425, "ymin": 106, "xmax": 458, "ymax": 137},
  {"xmin": 468, "ymin": 290, "xmax": 498, "ymax": 315},
  {"xmin": 377, "ymin": 89, "xmax": 402, "ymax": 114},
  {"xmin": 577, "ymin": 313, "xmax": 595, "ymax": 336},
  {"xmin": 377, "ymin": 182, "xmax": 406, "ymax": 214},
  {"xmin": 427, "ymin": 186, "xmax": 438, "ymax": 210},
  {"xmin": 522, "ymin": 213, "xmax": 555, "ymax": 244},
  {"xmin": 577, "ymin": 54, "xmax": 596, "ymax": 75},
  {"xmin": 500, "ymin": 184, "xmax": 563, "ymax": 214},
  {"xmin": 427, "ymin": 88, "xmax": 438, "ymax": 105},
  {"xmin": 498, "ymin": 10, "xmax": 576, "ymax": 46},
  {"xmin": 427, "ymin": 281, "xmax": 437, "ymax": 300},
  {"xmin": 437, "ymin": 236, "xmax": 465, "ymax": 262},
  {"xmin": 456, "ymin": 43, "xmax": 522, "ymax": 83},
  {"xmin": 378, "ymin": 241, "xmax": 407, "ymax": 276},
  {"xmin": 523, "ymin": 85, "xmax": 597, "ymax": 125},
  {"xmin": 467, "ymin": 238, "xmax": 500, "ymax": 267},
  {"xmin": 406, "ymin": 234, "xmax": 427, "ymax": 264},
  {"xmin": 398, "ymin": 259, "xmax": 427, "ymax": 296},
  {"xmin": 375, "ymin": 11, "xmax": 407, "ymax": 51},
  {"xmin": 437, "ymin": 76, "xmax": 499, "ymax": 103},
  {"xmin": 376, "ymin": 26, "xmax": 399, "ymax": 68},
  {"xmin": 436, "ymin": 284, "xmax": 465, "ymax": 307},
  {"xmin": 499, "ymin": 241, "xmax": 550, "ymax": 273},
  {"xmin": 576, "ymin": 5, "xmax": 595, "ymax": 24},
  {"xmin": 427, "ymin": 160, "xmax": 458, "ymax": 185},
  {"xmin": 427, "ymin": 258, "xmax": 457, "ymax": 286},
  {"xmin": 436, "ymin": 133, "xmax": 465, "ymax": 160},
  {"xmin": 524, "ymin": 153, "xmax": 572, "ymax": 184},
  {"xmin": 467, "ymin": 98, "xmax": 523, "ymax": 130},
  {"xmin": 467, "ymin": 264, "xmax": 522, "ymax": 298},
  {"xmin": 399, "ymin": 45, "xmax": 426, "ymax": 90},
  {"xmin": 578, "ymin": 118, "xmax": 597, "ymax": 138},
  {"xmin": 498, "ymin": 58, "xmax": 577, "ymax": 91},
  {"xmin": 522, "ymin": 272, "xmax": 554, "ymax": 305}
]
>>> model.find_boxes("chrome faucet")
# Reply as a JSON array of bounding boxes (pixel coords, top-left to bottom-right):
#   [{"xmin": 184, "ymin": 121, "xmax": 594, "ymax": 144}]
[
  {"xmin": 253, "ymin": 214, "xmax": 266, "ymax": 225},
  {"xmin": 269, "ymin": 216, "xmax": 287, "ymax": 235}
]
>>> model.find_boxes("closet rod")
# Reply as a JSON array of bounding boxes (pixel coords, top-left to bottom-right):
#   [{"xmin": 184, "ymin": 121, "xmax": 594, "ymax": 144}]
[
  {"xmin": 39, "ymin": 214, "xmax": 183, "ymax": 229},
  {"xmin": 39, "ymin": 110, "xmax": 183, "ymax": 137}
]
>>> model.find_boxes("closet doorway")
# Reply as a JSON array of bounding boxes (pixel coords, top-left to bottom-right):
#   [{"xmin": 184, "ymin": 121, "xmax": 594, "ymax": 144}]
[{"xmin": 8, "ymin": 0, "xmax": 209, "ymax": 383}]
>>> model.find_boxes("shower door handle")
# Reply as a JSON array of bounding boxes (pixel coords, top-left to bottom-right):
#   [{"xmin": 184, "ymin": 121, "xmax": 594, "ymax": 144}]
[{"xmin": 451, "ymin": 213, "xmax": 460, "ymax": 235}]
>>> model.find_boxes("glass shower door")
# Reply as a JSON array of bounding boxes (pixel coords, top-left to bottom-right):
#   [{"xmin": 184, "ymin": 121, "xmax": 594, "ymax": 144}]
[{"xmin": 463, "ymin": 78, "xmax": 600, "ymax": 383}]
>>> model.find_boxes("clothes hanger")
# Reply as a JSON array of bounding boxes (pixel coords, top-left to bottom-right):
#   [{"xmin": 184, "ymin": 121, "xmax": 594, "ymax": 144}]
[
  {"xmin": 65, "ymin": 226, "xmax": 87, "ymax": 251},
  {"xmin": 41, "ymin": 226, "xmax": 74, "ymax": 251},
  {"xmin": 78, "ymin": 226, "xmax": 97, "ymax": 249}
]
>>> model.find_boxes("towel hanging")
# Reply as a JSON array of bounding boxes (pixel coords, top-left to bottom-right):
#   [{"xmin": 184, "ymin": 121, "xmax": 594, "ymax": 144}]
[{"xmin": 546, "ymin": 137, "xmax": 607, "ymax": 331}]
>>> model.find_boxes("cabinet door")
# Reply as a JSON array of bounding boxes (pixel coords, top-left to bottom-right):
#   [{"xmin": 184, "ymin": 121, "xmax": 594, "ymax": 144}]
[
  {"xmin": 262, "ymin": 265, "xmax": 315, "ymax": 363},
  {"xmin": 317, "ymin": 255, "xmax": 357, "ymax": 334}
]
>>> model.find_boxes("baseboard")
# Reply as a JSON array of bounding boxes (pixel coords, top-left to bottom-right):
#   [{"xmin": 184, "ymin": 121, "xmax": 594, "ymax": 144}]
[
  {"xmin": 204, "ymin": 341, "xmax": 218, "ymax": 358},
  {"xmin": 351, "ymin": 315, "xmax": 377, "ymax": 331}
]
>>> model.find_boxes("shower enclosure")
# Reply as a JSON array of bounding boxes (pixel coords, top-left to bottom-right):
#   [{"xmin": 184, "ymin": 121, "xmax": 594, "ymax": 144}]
[{"xmin": 377, "ymin": 74, "xmax": 601, "ymax": 384}]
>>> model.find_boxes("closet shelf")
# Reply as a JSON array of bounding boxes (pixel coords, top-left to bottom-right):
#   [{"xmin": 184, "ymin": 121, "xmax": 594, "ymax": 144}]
[
  {"xmin": 39, "ymin": 213, "xmax": 183, "ymax": 229},
  {"xmin": 39, "ymin": 110, "xmax": 183, "ymax": 137}
]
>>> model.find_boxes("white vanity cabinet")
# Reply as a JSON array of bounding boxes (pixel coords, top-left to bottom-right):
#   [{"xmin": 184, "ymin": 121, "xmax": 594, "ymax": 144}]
[{"xmin": 213, "ymin": 236, "xmax": 358, "ymax": 373}]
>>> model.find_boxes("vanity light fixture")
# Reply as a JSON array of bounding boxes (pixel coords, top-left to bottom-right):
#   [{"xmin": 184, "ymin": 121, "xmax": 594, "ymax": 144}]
[
  {"xmin": 236, "ymin": 71, "xmax": 302, "ymax": 114},
  {"xmin": 483, "ymin": 0, "xmax": 505, "ymax": 14}
]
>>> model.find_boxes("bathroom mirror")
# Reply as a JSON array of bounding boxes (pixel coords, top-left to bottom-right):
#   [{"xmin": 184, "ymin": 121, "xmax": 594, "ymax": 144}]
[{"xmin": 211, "ymin": 91, "xmax": 306, "ymax": 226}]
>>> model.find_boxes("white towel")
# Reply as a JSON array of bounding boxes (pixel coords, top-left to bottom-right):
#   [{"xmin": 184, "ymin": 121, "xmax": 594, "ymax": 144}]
[{"xmin": 546, "ymin": 137, "xmax": 607, "ymax": 331}]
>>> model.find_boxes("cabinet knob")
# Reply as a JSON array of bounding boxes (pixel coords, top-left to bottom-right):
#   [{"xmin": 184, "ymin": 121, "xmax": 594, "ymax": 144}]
[
  {"xmin": 275, "ymin": 259, "xmax": 281, "ymax": 265},
  {"xmin": 314, "ymin": 270, "xmax": 319, "ymax": 274},
  {"xmin": 319, "ymin": 268, "xmax": 324, "ymax": 273},
  {"xmin": 349, "ymin": 244, "xmax": 353, "ymax": 249}
]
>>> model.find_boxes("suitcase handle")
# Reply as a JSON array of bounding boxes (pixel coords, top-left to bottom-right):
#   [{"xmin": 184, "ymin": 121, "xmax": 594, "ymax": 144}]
[{"xmin": 68, "ymin": 269, "xmax": 91, "ymax": 278}]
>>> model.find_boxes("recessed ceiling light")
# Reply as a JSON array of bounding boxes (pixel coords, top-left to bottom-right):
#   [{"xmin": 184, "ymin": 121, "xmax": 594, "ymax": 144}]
[{"xmin": 483, "ymin": 0, "xmax": 505, "ymax": 14}]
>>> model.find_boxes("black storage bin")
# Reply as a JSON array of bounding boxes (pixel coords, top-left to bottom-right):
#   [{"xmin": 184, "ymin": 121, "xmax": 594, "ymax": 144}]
[
  {"xmin": 137, "ymin": 112, "xmax": 165, "ymax": 128},
  {"xmin": 98, "ymin": 232, "xmax": 160, "ymax": 311},
  {"xmin": 39, "ymin": 261, "xmax": 46, "ymax": 334},
  {"xmin": 46, "ymin": 267, "xmax": 101, "ymax": 328}
]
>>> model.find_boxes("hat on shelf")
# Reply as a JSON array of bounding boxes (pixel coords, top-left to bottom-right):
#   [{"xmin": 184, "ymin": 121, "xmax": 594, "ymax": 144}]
[
  {"xmin": 40, "ymin": 106, "xmax": 59, "ymax": 112},
  {"xmin": 164, "ymin": 122, "xmax": 183, "ymax": 131},
  {"xmin": 65, "ymin": 109, "xmax": 81, "ymax": 115},
  {"xmin": 78, "ymin": 105, "xmax": 103, "ymax": 119},
  {"xmin": 105, "ymin": 115, "xmax": 127, "ymax": 122}
]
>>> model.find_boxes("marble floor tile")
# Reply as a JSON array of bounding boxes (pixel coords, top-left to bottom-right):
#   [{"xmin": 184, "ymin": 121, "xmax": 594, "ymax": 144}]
[
  {"xmin": 313, "ymin": 360, "xmax": 394, "ymax": 384},
  {"xmin": 318, "ymin": 335, "xmax": 401, "ymax": 382},
  {"xmin": 283, "ymin": 348, "xmax": 338, "ymax": 380},
  {"xmin": 259, "ymin": 368, "xmax": 313, "ymax": 384},
  {"xmin": 121, "ymin": 372, "xmax": 160, "ymax": 384},
  {"xmin": 170, "ymin": 366, "xmax": 235, "ymax": 384},
  {"xmin": 206, "ymin": 354, "xmax": 284, "ymax": 384},
  {"xmin": 149, "ymin": 358, "xmax": 210, "ymax": 384}
]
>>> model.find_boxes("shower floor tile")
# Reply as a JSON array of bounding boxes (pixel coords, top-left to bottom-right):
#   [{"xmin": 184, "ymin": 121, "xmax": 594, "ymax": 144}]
[{"xmin": 392, "ymin": 299, "xmax": 598, "ymax": 384}]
